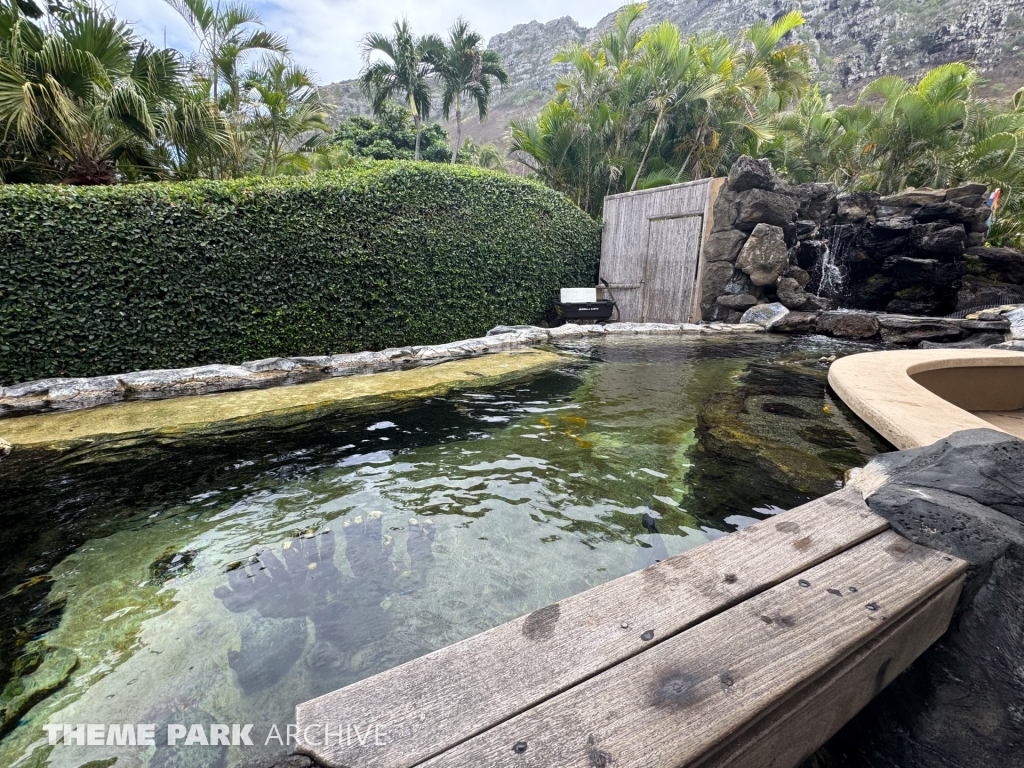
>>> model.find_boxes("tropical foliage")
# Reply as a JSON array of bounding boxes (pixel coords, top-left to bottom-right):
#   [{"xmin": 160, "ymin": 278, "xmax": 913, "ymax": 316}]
[{"xmin": 331, "ymin": 103, "xmax": 453, "ymax": 163}]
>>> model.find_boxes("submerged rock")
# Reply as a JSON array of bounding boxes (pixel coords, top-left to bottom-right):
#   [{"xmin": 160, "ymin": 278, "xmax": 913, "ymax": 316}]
[{"xmin": 0, "ymin": 643, "xmax": 78, "ymax": 736}]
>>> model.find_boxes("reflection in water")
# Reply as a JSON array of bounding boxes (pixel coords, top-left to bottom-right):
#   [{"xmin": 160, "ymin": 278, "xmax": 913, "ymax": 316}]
[{"xmin": 0, "ymin": 336, "xmax": 889, "ymax": 767}]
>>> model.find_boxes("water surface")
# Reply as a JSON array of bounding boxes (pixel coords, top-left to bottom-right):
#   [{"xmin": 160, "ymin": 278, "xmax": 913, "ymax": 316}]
[{"xmin": 0, "ymin": 335, "xmax": 889, "ymax": 767}]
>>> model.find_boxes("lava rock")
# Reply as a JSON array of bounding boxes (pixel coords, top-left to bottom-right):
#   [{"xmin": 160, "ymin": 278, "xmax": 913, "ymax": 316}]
[
  {"xmin": 835, "ymin": 191, "xmax": 880, "ymax": 223},
  {"xmin": 739, "ymin": 302, "xmax": 789, "ymax": 328},
  {"xmin": 716, "ymin": 294, "xmax": 758, "ymax": 311},
  {"xmin": 919, "ymin": 332, "xmax": 1007, "ymax": 349},
  {"xmin": 944, "ymin": 182, "xmax": 988, "ymax": 208},
  {"xmin": 792, "ymin": 240, "xmax": 828, "ymax": 271},
  {"xmin": 877, "ymin": 315, "xmax": 965, "ymax": 344},
  {"xmin": 734, "ymin": 189, "xmax": 799, "ymax": 231},
  {"xmin": 879, "ymin": 188, "xmax": 947, "ymax": 210},
  {"xmin": 711, "ymin": 185, "xmax": 740, "ymax": 232},
  {"xmin": 790, "ymin": 182, "xmax": 838, "ymax": 224},
  {"xmin": 912, "ymin": 222, "xmax": 966, "ymax": 258},
  {"xmin": 701, "ymin": 262, "xmax": 740, "ymax": 315},
  {"xmin": 776, "ymin": 277, "xmax": 830, "ymax": 311},
  {"xmin": 825, "ymin": 429, "xmax": 1024, "ymax": 768},
  {"xmin": 736, "ymin": 223, "xmax": 790, "ymax": 285},
  {"xmin": 782, "ymin": 265, "xmax": 812, "ymax": 288},
  {"xmin": 965, "ymin": 246, "xmax": 1024, "ymax": 285},
  {"xmin": 816, "ymin": 311, "xmax": 880, "ymax": 339},
  {"xmin": 911, "ymin": 200, "xmax": 975, "ymax": 224},
  {"xmin": 795, "ymin": 220, "xmax": 819, "ymax": 240},
  {"xmin": 768, "ymin": 311, "xmax": 821, "ymax": 333},
  {"xmin": 703, "ymin": 229, "xmax": 748, "ymax": 263},
  {"xmin": 726, "ymin": 155, "xmax": 775, "ymax": 192}
]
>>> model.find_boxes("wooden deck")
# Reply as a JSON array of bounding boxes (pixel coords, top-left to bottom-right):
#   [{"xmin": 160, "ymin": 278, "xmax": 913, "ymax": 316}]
[{"xmin": 294, "ymin": 487, "xmax": 967, "ymax": 768}]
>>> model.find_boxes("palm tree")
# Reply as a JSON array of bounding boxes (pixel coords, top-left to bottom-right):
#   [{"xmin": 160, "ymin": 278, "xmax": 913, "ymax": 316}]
[
  {"xmin": 430, "ymin": 17, "xmax": 508, "ymax": 163},
  {"xmin": 359, "ymin": 19, "xmax": 443, "ymax": 161},
  {"xmin": 245, "ymin": 57, "xmax": 330, "ymax": 175},
  {"xmin": 0, "ymin": 0, "xmax": 227, "ymax": 183},
  {"xmin": 163, "ymin": 0, "xmax": 289, "ymax": 108}
]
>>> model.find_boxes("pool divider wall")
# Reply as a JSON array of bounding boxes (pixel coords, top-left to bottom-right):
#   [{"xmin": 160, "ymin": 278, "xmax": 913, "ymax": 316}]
[{"xmin": 0, "ymin": 322, "xmax": 768, "ymax": 451}]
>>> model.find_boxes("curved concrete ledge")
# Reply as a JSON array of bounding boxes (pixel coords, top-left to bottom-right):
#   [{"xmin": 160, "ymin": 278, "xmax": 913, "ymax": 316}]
[{"xmin": 828, "ymin": 349, "xmax": 1024, "ymax": 449}]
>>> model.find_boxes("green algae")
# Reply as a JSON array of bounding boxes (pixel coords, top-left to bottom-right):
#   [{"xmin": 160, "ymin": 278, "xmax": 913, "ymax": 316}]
[{"xmin": 0, "ymin": 349, "xmax": 562, "ymax": 450}]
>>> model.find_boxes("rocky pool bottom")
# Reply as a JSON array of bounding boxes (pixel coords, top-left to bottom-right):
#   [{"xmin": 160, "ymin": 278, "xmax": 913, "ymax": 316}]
[{"xmin": 0, "ymin": 335, "xmax": 891, "ymax": 768}]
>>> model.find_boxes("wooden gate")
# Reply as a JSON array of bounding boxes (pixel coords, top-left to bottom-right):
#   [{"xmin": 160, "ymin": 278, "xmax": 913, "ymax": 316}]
[{"xmin": 600, "ymin": 178, "xmax": 723, "ymax": 323}]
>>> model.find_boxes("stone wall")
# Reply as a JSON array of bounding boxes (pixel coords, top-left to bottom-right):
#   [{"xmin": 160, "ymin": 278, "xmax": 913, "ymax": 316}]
[{"xmin": 701, "ymin": 157, "xmax": 998, "ymax": 321}]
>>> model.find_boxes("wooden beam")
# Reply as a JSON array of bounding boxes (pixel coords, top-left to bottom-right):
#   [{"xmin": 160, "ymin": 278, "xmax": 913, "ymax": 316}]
[
  {"xmin": 295, "ymin": 488, "xmax": 887, "ymax": 768},
  {"xmin": 695, "ymin": 574, "xmax": 964, "ymax": 768},
  {"xmin": 418, "ymin": 530, "xmax": 966, "ymax": 768}
]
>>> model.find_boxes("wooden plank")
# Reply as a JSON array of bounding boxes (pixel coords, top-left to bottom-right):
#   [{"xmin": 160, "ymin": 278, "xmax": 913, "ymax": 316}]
[
  {"xmin": 418, "ymin": 530, "xmax": 966, "ymax": 768},
  {"xmin": 295, "ymin": 487, "xmax": 887, "ymax": 768},
  {"xmin": 642, "ymin": 215, "xmax": 703, "ymax": 324},
  {"xmin": 696, "ymin": 574, "xmax": 964, "ymax": 768}
]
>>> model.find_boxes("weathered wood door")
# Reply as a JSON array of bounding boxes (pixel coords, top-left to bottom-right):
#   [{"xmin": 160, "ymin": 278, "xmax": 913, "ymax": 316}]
[
  {"xmin": 641, "ymin": 214, "xmax": 704, "ymax": 323},
  {"xmin": 599, "ymin": 178, "xmax": 721, "ymax": 324}
]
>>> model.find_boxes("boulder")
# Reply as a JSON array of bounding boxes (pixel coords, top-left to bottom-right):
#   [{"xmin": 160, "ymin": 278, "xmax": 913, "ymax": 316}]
[
  {"xmin": 822, "ymin": 429, "xmax": 1024, "ymax": 768},
  {"xmin": 776, "ymin": 277, "xmax": 831, "ymax": 311},
  {"xmin": 877, "ymin": 315, "xmax": 964, "ymax": 344},
  {"xmin": 919, "ymin": 332, "xmax": 1007, "ymax": 349},
  {"xmin": 739, "ymin": 302, "xmax": 789, "ymax": 328},
  {"xmin": 768, "ymin": 311, "xmax": 821, "ymax": 333},
  {"xmin": 1007, "ymin": 307, "xmax": 1024, "ymax": 340},
  {"xmin": 911, "ymin": 201, "xmax": 975, "ymax": 224},
  {"xmin": 703, "ymin": 229, "xmax": 748, "ymax": 263},
  {"xmin": 701, "ymin": 261, "xmax": 739, "ymax": 316},
  {"xmin": 790, "ymin": 182, "xmax": 838, "ymax": 224},
  {"xmin": 734, "ymin": 189, "xmax": 799, "ymax": 231},
  {"xmin": 736, "ymin": 223, "xmax": 789, "ymax": 285},
  {"xmin": 816, "ymin": 311, "xmax": 880, "ymax": 339},
  {"xmin": 835, "ymin": 191, "xmax": 880, "ymax": 223},
  {"xmin": 879, "ymin": 188, "xmax": 947, "ymax": 209},
  {"xmin": 860, "ymin": 217, "xmax": 914, "ymax": 257},
  {"xmin": 711, "ymin": 185, "xmax": 740, "ymax": 232},
  {"xmin": 944, "ymin": 182, "xmax": 988, "ymax": 207},
  {"xmin": 782, "ymin": 265, "xmax": 811, "ymax": 288},
  {"xmin": 726, "ymin": 155, "xmax": 774, "ymax": 192},
  {"xmin": 965, "ymin": 246, "xmax": 1024, "ymax": 285},
  {"xmin": 716, "ymin": 294, "xmax": 758, "ymax": 311},
  {"xmin": 795, "ymin": 220, "xmax": 819, "ymax": 240},
  {"xmin": 912, "ymin": 222, "xmax": 966, "ymax": 258}
]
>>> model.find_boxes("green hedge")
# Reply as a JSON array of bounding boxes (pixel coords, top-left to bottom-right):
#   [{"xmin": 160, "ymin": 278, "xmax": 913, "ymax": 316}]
[{"xmin": 0, "ymin": 163, "xmax": 601, "ymax": 386}]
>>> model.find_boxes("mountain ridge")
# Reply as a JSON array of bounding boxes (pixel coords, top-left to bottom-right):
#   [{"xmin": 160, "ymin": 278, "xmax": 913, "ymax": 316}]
[{"xmin": 320, "ymin": 0, "xmax": 1024, "ymax": 147}]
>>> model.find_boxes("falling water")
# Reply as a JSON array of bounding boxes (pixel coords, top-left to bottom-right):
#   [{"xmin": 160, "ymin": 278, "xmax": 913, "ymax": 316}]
[{"xmin": 812, "ymin": 228, "xmax": 850, "ymax": 305}]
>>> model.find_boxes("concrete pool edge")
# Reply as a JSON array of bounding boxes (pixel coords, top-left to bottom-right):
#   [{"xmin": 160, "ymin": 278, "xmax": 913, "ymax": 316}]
[
  {"xmin": 0, "ymin": 322, "xmax": 765, "ymax": 417},
  {"xmin": 827, "ymin": 348, "xmax": 1024, "ymax": 449}
]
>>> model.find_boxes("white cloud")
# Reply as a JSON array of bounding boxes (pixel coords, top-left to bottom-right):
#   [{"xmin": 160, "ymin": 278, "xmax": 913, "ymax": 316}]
[{"xmin": 114, "ymin": 0, "xmax": 626, "ymax": 83}]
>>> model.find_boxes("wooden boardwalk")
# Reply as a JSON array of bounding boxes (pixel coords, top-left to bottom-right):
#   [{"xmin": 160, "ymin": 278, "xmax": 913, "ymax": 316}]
[{"xmin": 295, "ymin": 487, "xmax": 966, "ymax": 768}]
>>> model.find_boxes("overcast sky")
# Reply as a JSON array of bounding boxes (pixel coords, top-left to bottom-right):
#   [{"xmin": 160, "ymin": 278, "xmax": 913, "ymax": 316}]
[{"xmin": 113, "ymin": 0, "xmax": 626, "ymax": 84}]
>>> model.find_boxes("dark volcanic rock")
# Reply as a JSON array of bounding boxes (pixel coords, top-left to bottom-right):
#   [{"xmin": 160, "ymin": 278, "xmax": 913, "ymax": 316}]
[
  {"xmin": 734, "ymin": 188, "xmax": 799, "ymax": 231},
  {"xmin": 878, "ymin": 315, "xmax": 964, "ymax": 344},
  {"xmin": 726, "ymin": 155, "xmax": 774, "ymax": 192},
  {"xmin": 776, "ymin": 277, "xmax": 830, "ymax": 311},
  {"xmin": 835, "ymin": 191, "xmax": 879, "ymax": 223},
  {"xmin": 703, "ymin": 229, "xmax": 747, "ymax": 263},
  {"xmin": 913, "ymin": 222, "xmax": 966, "ymax": 258},
  {"xmin": 919, "ymin": 332, "xmax": 1007, "ymax": 349},
  {"xmin": 769, "ymin": 311, "xmax": 821, "ymax": 333},
  {"xmin": 790, "ymin": 182, "xmax": 838, "ymax": 224},
  {"xmin": 716, "ymin": 293, "xmax": 758, "ymax": 311},
  {"xmin": 815, "ymin": 429, "xmax": 1024, "ymax": 768},
  {"xmin": 783, "ymin": 265, "xmax": 811, "ymax": 288},
  {"xmin": 792, "ymin": 239, "xmax": 828, "ymax": 271},
  {"xmin": 966, "ymin": 246, "xmax": 1024, "ymax": 285},
  {"xmin": 816, "ymin": 311, "xmax": 880, "ymax": 339},
  {"xmin": 911, "ymin": 200, "xmax": 975, "ymax": 224}
]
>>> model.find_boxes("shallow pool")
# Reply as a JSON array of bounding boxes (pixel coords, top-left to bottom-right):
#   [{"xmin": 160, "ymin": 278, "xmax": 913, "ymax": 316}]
[{"xmin": 0, "ymin": 335, "xmax": 890, "ymax": 767}]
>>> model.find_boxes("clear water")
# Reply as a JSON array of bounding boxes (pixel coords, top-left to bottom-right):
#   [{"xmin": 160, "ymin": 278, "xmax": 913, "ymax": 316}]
[{"xmin": 0, "ymin": 336, "xmax": 890, "ymax": 768}]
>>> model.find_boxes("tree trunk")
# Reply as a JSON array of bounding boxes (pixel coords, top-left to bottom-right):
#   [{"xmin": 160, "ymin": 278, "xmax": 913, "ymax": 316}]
[
  {"xmin": 631, "ymin": 111, "xmax": 664, "ymax": 192},
  {"xmin": 451, "ymin": 102, "xmax": 462, "ymax": 164},
  {"xmin": 414, "ymin": 114, "xmax": 422, "ymax": 161}
]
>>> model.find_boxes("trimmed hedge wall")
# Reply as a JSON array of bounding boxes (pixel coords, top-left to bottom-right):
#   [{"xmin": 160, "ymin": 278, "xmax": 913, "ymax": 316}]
[{"xmin": 0, "ymin": 163, "xmax": 601, "ymax": 386}]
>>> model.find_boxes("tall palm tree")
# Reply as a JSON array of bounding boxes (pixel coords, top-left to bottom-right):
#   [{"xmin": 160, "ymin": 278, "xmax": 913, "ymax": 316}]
[
  {"xmin": 359, "ymin": 19, "xmax": 443, "ymax": 161},
  {"xmin": 163, "ymin": 0, "xmax": 289, "ymax": 108},
  {"xmin": 245, "ymin": 57, "xmax": 329, "ymax": 175},
  {"xmin": 430, "ymin": 17, "xmax": 508, "ymax": 163}
]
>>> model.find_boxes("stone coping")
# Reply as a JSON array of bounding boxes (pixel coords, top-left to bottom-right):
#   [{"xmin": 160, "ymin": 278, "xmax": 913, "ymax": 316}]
[
  {"xmin": 828, "ymin": 349, "xmax": 1024, "ymax": 449},
  {"xmin": 0, "ymin": 322, "xmax": 763, "ymax": 417}
]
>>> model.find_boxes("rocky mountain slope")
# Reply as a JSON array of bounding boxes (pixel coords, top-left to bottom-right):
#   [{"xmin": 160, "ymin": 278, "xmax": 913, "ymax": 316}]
[{"xmin": 321, "ymin": 0, "xmax": 1024, "ymax": 147}]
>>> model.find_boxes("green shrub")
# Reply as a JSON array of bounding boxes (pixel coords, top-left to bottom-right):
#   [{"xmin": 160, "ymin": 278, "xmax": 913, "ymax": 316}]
[{"xmin": 0, "ymin": 162, "xmax": 601, "ymax": 386}]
